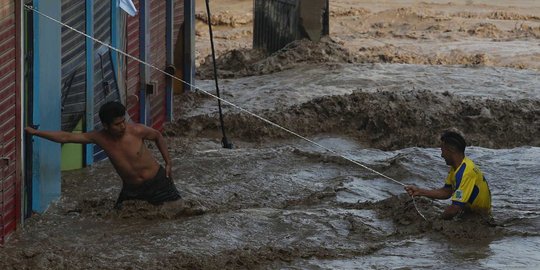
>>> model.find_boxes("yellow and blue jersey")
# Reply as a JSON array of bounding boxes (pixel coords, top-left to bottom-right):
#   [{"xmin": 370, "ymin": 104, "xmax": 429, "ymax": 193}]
[{"xmin": 444, "ymin": 157, "xmax": 492, "ymax": 214}]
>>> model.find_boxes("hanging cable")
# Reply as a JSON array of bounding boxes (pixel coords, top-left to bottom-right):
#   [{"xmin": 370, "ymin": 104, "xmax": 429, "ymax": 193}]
[
  {"xmin": 204, "ymin": 0, "xmax": 233, "ymax": 149},
  {"xmin": 23, "ymin": 4, "xmax": 426, "ymax": 220}
]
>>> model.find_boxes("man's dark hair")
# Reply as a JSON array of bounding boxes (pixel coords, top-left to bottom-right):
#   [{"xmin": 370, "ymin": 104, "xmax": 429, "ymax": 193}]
[
  {"xmin": 99, "ymin": 101, "xmax": 126, "ymax": 126},
  {"xmin": 440, "ymin": 130, "xmax": 466, "ymax": 153}
]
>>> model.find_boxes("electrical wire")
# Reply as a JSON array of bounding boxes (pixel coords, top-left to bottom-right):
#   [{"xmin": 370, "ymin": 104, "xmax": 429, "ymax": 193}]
[{"xmin": 24, "ymin": 4, "xmax": 427, "ymax": 221}]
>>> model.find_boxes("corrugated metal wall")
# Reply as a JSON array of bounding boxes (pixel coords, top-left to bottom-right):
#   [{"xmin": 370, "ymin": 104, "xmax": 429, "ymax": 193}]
[
  {"xmin": 125, "ymin": 0, "xmax": 184, "ymax": 129},
  {"xmin": 171, "ymin": 0, "xmax": 186, "ymax": 94},
  {"xmin": 253, "ymin": 0, "xmax": 329, "ymax": 54},
  {"xmin": 93, "ymin": 0, "xmax": 119, "ymax": 162},
  {"xmin": 148, "ymin": 0, "xmax": 167, "ymax": 130},
  {"xmin": 126, "ymin": 0, "xmax": 140, "ymax": 123},
  {"xmin": 0, "ymin": 0, "xmax": 20, "ymax": 244},
  {"xmin": 60, "ymin": 0, "xmax": 86, "ymax": 132},
  {"xmin": 253, "ymin": 0, "xmax": 299, "ymax": 54},
  {"xmin": 173, "ymin": 0, "xmax": 184, "ymax": 46}
]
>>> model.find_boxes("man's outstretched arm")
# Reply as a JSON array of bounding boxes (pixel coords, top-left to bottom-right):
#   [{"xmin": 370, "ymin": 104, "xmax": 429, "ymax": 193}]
[
  {"xmin": 404, "ymin": 185, "xmax": 453, "ymax": 200},
  {"xmin": 405, "ymin": 185, "xmax": 461, "ymax": 219},
  {"xmin": 25, "ymin": 127, "xmax": 95, "ymax": 144}
]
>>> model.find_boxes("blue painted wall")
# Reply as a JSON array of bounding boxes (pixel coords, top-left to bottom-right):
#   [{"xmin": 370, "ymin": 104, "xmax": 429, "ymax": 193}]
[
  {"xmin": 111, "ymin": 0, "xmax": 119, "ymax": 76},
  {"xmin": 85, "ymin": 0, "xmax": 94, "ymax": 166},
  {"xmin": 139, "ymin": 0, "xmax": 149, "ymax": 125},
  {"xmin": 32, "ymin": 0, "xmax": 62, "ymax": 213}
]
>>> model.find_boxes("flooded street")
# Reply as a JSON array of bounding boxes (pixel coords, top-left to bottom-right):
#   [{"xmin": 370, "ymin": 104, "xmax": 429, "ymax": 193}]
[
  {"xmin": 2, "ymin": 0, "xmax": 540, "ymax": 269},
  {"xmin": 1, "ymin": 137, "xmax": 539, "ymax": 269}
]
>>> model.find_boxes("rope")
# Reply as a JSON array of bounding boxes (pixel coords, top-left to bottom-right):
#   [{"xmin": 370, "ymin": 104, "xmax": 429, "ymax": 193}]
[{"xmin": 24, "ymin": 4, "xmax": 427, "ymax": 221}]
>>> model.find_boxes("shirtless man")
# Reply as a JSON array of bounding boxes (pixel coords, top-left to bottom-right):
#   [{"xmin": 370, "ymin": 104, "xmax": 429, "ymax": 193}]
[{"xmin": 25, "ymin": 101, "xmax": 183, "ymax": 210}]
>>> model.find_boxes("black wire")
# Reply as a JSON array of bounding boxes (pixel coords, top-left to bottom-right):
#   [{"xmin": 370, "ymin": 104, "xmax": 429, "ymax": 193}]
[{"xmin": 205, "ymin": 0, "xmax": 233, "ymax": 149}]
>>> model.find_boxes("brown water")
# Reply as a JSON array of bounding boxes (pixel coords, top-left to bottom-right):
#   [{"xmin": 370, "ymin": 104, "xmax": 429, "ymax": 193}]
[
  {"xmin": 1, "ymin": 137, "xmax": 539, "ymax": 269},
  {"xmin": 2, "ymin": 0, "xmax": 539, "ymax": 269}
]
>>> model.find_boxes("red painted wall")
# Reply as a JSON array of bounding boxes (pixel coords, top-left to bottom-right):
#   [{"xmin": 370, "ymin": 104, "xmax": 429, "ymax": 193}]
[
  {"xmin": 148, "ymin": 0, "xmax": 167, "ymax": 131},
  {"xmin": 0, "ymin": 0, "xmax": 21, "ymax": 244},
  {"xmin": 125, "ymin": 0, "xmax": 140, "ymax": 123}
]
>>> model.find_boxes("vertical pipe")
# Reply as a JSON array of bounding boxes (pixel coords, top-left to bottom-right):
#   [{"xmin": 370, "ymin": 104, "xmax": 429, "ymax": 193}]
[
  {"xmin": 139, "ymin": 0, "xmax": 149, "ymax": 124},
  {"xmin": 23, "ymin": 0, "xmax": 34, "ymax": 220},
  {"xmin": 31, "ymin": 0, "xmax": 41, "ymax": 209},
  {"xmin": 32, "ymin": 0, "xmax": 40, "ymax": 136},
  {"xmin": 183, "ymin": 0, "xmax": 195, "ymax": 92},
  {"xmin": 111, "ymin": 0, "xmax": 126, "ymax": 105},
  {"xmin": 85, "ymin": 0, "xmax": 94, "ymax": 165},
  {"xmin": 165, "ymin": 0, "xmax": 173, "ymax": 121},
  {"xmin": 111, "ymin": 0, "xmax": 118, "ymax": 75}
]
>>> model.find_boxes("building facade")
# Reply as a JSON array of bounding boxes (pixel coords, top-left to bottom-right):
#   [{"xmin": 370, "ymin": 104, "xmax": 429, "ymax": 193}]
[
  {"xmin": 0, "ymin": 0, "xmax": 194, "ymax": 244},
  {"xmin": 0, "ymin": 0, "xmax": 22, "ymax": 245}
]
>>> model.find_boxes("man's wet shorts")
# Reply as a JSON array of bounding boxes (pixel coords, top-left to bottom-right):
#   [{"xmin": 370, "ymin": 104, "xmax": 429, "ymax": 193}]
[{"xmin": 115, "ymin": 166, "xmax": 181, "ymax": 209}]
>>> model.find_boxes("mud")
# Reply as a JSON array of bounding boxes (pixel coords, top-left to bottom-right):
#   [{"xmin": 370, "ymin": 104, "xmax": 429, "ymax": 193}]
[
  {"xmin": 2, "ymin": 0, "xmax": 540, "ymax": 269},
  {"xmin": 197, "ymin": 33, "xmax": 539, "ymax": 79},
  {"xmin": 3, "ymin": 140, "xmax": 534, "ymax": 269},
  {"xmin": 169, "ymin": 89, "xmax": 540, "ymax": 150},
  {"xmin": 196, "ymin": 37, "xmax": 498, "ymax": 80},
  {"xmin": 195, "ymin": 0, "xmax": 540, "ymax": 71},
  {"xmin": 197, "ymin": 38, "xmax": 357, "ymax": 79},
  {"xmin": 195, "ymin": 11, "xmax": 252, "ymax": 27}
]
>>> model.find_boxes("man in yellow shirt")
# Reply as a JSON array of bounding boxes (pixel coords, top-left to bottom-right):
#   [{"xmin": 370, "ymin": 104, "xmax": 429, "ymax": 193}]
[{"xmin": 405, "ymin": 131, "xmax": 492, "ymax": 220}]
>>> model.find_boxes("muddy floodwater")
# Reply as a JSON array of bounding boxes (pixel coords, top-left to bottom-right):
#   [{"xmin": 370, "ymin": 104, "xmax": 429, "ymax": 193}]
[
  {"xmin": 2, "ymin": 0, "xmax": 540, "ymax": 269},
  {"xmin": 1, "ymin": 137, "xmax": 539, "ymax": 269},
  {"xmin": 2, "ymin": 61, "xmax": 540, "ymax": 268}
]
